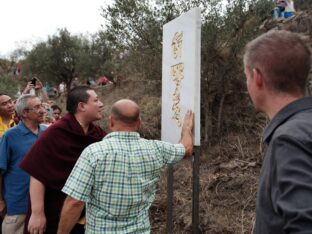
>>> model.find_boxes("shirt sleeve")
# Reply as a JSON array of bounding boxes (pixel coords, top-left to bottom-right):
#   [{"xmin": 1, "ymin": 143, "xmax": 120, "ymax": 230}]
[
  {"xmin": 62, "ymin": 147, "xmax": 94, "ymax": 202},
  {"xmin": 154, "ymin": 141, "xmax": 185, "ymax": 165},
  {"xmin": 0, "ymin": 134, "xmax": 10, "ymax": 173},
  {"xmin": 271, "ymin": 135, "xmax": 312, "ymax": 233}
]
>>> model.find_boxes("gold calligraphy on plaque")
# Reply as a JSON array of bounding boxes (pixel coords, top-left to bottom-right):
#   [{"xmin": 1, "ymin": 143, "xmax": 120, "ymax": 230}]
[
  {"xmin": 170, "ymin": 63, "xmax": 184, "ymax": 127},
  {"xmin": 170, "ymin": 31, "xmax": 184, "ymax": 127},
  {"xmin": 171, "ymin": 32, "xmax": 183, "ymax": 59}
]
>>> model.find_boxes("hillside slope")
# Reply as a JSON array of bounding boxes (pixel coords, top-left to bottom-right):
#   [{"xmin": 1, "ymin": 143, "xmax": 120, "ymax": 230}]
[{"xmin": 66, "ymin": 9, "xmax": 312, "ymax": 234}]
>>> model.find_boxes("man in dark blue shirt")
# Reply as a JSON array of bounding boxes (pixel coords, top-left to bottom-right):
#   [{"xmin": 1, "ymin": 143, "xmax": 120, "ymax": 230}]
[
  {"xmin": 0, "ymin": 94, "xmax": 46, "ymax": 234},
  {"xmin": 244, "ymin": 30, "xmax": 312, "ymax": 233}
]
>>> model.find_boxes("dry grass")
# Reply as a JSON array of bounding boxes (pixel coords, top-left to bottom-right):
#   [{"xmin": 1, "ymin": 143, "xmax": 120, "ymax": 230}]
[
  {"xmin": 91, "ymin": 78, "xmax": 264, "ymax": 234},
  {"xmin": 56, "ymin": 79, "xmax": 264, "ymax": 234}
]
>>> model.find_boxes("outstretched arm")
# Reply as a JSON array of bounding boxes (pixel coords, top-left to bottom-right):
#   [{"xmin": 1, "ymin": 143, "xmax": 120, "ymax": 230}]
[
  {"xmin": 57, "ymin": 196, "xmax": 85, "ymax": 234},
  {"xmin": 35, "ymin": 79, "xmax": 49, "ymax": 103}
]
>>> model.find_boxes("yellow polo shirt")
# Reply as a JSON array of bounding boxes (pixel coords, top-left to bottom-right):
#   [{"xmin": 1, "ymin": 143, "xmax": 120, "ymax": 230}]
[{"xmin": 0, "ymin": 116, "xmax": 15, "ymax": 137}]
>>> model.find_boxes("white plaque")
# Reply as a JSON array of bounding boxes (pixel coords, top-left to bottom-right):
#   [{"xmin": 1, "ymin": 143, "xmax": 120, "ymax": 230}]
[{"xmin": 161, "ymin": 7, "xmax": 201, "ymax": 146}]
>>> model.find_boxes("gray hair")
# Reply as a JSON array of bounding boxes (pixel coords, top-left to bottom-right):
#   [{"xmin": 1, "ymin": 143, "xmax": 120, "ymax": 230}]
[{"xmin": 15, "ymin": 94, "xmax": 37, "ymax": 117}]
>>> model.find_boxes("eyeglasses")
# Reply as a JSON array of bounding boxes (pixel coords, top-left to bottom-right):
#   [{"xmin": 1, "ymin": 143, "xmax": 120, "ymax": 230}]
[
  {"xmin": 53, "ymin": 112, "xmax": 61, "ymax": 115},
  {"xmin": 25, "ymin": 104, "xmax": 44, "ymax": 112}
]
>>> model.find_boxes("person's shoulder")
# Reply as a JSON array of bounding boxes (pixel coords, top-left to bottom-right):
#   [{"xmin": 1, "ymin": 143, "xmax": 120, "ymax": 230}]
[
  {"xmin": 274, "ymin": 112, "xmax": 312, "ymax": 142},
  {"xmin": 39, "ymin": 124, "xmax": 48, "ymax": 131},
  {"xmin": 2, "ymin": 124, "xmax": 21, "ymax": 137},
  {"xmin": 86, "ymin": 141, "xmax": 103, "ymax": 150},
  {"xmin": 36, "ymin": 120, "xmax": 66, "ymax": 140},
  {"xmin": 144, "ymin": 138, "xmax": 180, "ymax": 149}
]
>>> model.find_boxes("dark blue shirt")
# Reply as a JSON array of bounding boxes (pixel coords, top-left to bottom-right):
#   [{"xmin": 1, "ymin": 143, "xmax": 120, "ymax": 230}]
[
  {"xmin": 255, "ymin": 96, "xmax": 312, "ymax": 233},
  {"xmin": 0, "ymin": 121, "xmax": 46, "ymax": 215}
]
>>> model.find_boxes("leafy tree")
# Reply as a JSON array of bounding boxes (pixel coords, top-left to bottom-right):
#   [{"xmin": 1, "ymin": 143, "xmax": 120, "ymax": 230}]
[
  {"xmin": 0, "ymin": 74, "xmax": 20, "ymax": 98},
  {"xmin": 102, "ymin": 0, "xmax": 165, "ymax": 80},
  {"xmin": 102, "ymin": 0, "xmax": 273, "ymax": 140},
  {"xmin": 22, "ymin": 29, "xmax": 113, "ymax": 87}
]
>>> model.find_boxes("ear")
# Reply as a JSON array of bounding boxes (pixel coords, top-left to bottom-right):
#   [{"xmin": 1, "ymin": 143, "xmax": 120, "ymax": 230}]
[
  {"xmin": 108, "ymin": 115, "xmax": 114, "ymax": 128},
  {"xmin": 136, "ymin": 117, "xmax": 142, "ymax": 129},
  {"xmin": 252, "ymin": 68, "xmax": 264, "ymax": 89},
  {"xmin": 77, "ymin": 102, "xmax": 86, "ymax": 112}
]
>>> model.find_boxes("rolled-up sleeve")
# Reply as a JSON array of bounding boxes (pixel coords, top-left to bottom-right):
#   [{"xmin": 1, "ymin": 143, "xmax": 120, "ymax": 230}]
[
  {"xmin": 154, "ymin": 141, "xmax": 185, "ymax": 165},
  {"xmin": 62, "ymin": 148, "xmax": 94, "ymax": 202}
]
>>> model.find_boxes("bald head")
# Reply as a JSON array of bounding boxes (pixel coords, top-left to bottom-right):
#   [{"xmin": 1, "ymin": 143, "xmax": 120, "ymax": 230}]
[{"xmin": 111, "ymin": 99, "xmax": 140, "ymax": 125}]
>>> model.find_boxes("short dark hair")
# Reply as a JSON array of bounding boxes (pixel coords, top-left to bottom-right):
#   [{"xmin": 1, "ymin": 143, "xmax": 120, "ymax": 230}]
[
  {"xmin": 66, "ymin": 86, "xmax": 94, "ymax": 114},
  {"xmin": 244, "ymin": 30, "xmax": 311, "ymax": 95},
  {"xmin": 111, "ymin": 105, "xmax": 140, "ymax": 124},
  {"xmin": 51, "ymin": 104, "xmax": 62, "ymax": 113}
]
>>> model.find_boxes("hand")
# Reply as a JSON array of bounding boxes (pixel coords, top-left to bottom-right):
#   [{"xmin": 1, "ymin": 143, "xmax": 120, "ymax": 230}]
[
  {"xmin": 0, "ymin": 200, "xmax": 6, "ymax": 218},
  {"xmin": 179, "ymin": 110, "xmax": 194, "ymax": 157},
  {"xmin": 35, "ymin": 79, "xmax": 43, "ymax": 90},
  {"xmin": 182, "ymin": 110, "xmax": 194, "ymax": 133},
  {"xmin": 22, "ymin": 82, "xmax": 35, "ymax": 94},
  {"xmin": 28, "ymin": 212, "xmax": 46, "ymax": 234}
]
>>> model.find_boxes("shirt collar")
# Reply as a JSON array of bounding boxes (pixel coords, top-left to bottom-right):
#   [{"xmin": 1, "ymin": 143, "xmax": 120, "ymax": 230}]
[
  {"xmin": 263, "ymin": 96, "xmax": 312, "ymax": 143},
  {"xmin": 104, "ymin": 131, "xmax": 140, "ymax": 140},
  {"xmin": 18, "ymin": 121, "xmax": 45, "ymax": 136}
]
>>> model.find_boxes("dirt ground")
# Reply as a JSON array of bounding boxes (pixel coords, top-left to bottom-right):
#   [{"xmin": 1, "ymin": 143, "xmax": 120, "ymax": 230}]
[
  {"xmin": 150, "ymin": 133, "xmax": 263, "ymax": 234},
  {"xmin": 91, "ymin": 12, "xmax": 312, "ymax": 232},
  {"xmin": 50, "ymin": 9, "xmax": 312, "ymax": 233},
  {"xmin": 80, "ymin": 79, "xmax": 266, "ymax": 234}
]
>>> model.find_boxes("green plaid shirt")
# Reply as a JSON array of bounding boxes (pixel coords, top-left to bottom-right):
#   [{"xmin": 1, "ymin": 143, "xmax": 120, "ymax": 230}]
[{"xmin": 62, "ymin": 131, "xmax": 185, "ymax": 234}]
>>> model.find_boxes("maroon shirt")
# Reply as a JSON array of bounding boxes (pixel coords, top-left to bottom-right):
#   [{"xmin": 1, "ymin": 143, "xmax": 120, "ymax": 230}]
[{"xmin": 20, "ymin": 113, "xmax": 105, "ymax": 234}]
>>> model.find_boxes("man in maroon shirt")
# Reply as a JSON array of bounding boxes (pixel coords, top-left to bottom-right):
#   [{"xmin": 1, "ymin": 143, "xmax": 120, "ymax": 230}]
[{"xmin": 20, "ymin": 86, "xmax": 106, "ymax": 234}]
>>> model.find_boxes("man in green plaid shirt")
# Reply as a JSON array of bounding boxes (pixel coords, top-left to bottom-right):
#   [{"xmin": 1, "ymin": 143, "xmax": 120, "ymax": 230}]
[{"xmin": 57, "ymin": 99, "xmax": 194, "ymax": 234}]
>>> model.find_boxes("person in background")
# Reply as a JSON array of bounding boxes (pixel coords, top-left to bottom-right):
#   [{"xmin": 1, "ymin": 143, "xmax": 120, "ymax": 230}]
[
  {"xmin": 97, "ymin": 76, "xmax": 108, "ymax": 86},
  {"xmin": 42, "ymin": 103, "xmax": 54, "ymax": 127},
  {"xmin": 51, "ymin": 105, "xmax": 62, "ymax": 122},
  {"xmin": 273, "ymin": 0, "xmax": 296, "ymax": 19},
  {"xmin": 58, "ymin": 82, "xmax": 66, "ymax": 96},
  {"xmin": 57, "ymin": 99, "xmax": 194, "ymax": 233},
  {"xmin": 0, "ymin": 94, "xmax": 46, "ymax": 234},
  {"xmin": 20, "ymin": 86, "xmax": 106, "ymax": 234},
  {"xmin": 44, "ymin": 82, "xmax": 51, "ymax": 93},
  {"xmin": 86, "ymin": 77, "xmax": 95, "ymax": 87},
  {"xmin": 70, "ymin": 78, "xmax": 80, "ymax": 90},
  {"xmin": 0, "ymin": 93, "xmax": 16, "ymax": 137},
  {"xmin": 22, "ymin": 78, "xmax": 49, "ymax": 103},
  {"xmin": 284, "ymin": 0, "xmax": 296, "ymax": 18},
  {"xmin": 243, "ymin": 30, "xmax": 312, "ymax": 233},
  {"xmin": 0, "ymin": 93, "xmax": 18, "ymax": 233}
]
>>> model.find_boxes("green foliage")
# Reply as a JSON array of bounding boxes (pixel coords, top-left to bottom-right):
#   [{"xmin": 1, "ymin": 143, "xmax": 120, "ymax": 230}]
[
  {"xmin": 0, "ymin": 75, "xmax": 20, "ymax": 98},
  {"xmin": 8, "ymin": 0, "xmax": 274, "ymax": 140},
  {"xmin": 21, "ymin": 29, "xmax": 113, "ymax": 87},
  {"xmin": 102, "ymin": 0, "xmax": 273, "ymax": 139},
  {"xmin": 102, "ymin": 0, "xmax": 164, "ymax": 79}
]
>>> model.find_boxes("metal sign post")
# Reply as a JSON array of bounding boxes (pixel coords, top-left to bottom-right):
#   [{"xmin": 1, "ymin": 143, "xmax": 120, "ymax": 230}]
[
  {"xmin": 167, "ymin": 165, "xmax": 174, "ymax": 234},
  {"xmin": 162, "ymin": 7, "xmax": 201, "ymax": 234},
  {"xmin": 192, "ymin": 147, "xmax": 200, "ymax": 233}
]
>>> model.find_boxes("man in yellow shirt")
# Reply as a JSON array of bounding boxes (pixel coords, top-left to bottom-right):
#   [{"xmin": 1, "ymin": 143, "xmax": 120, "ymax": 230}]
[{"xmin": 0, "ymin": 93, "xmax": 16, "ymax": 137}]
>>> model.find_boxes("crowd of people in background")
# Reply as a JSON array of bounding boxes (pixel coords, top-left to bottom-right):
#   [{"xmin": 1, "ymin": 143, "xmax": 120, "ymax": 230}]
[
  {"xmin": 0, "ymin": 83, "xmax": 193, "ymax": 234},
  {"xmin": 0, "ymin": 22, "xmax": 312, "ymax": 234},
  {"xmin": 273, "ymin": 0, "xmax": 296, "ymax": 19}
]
